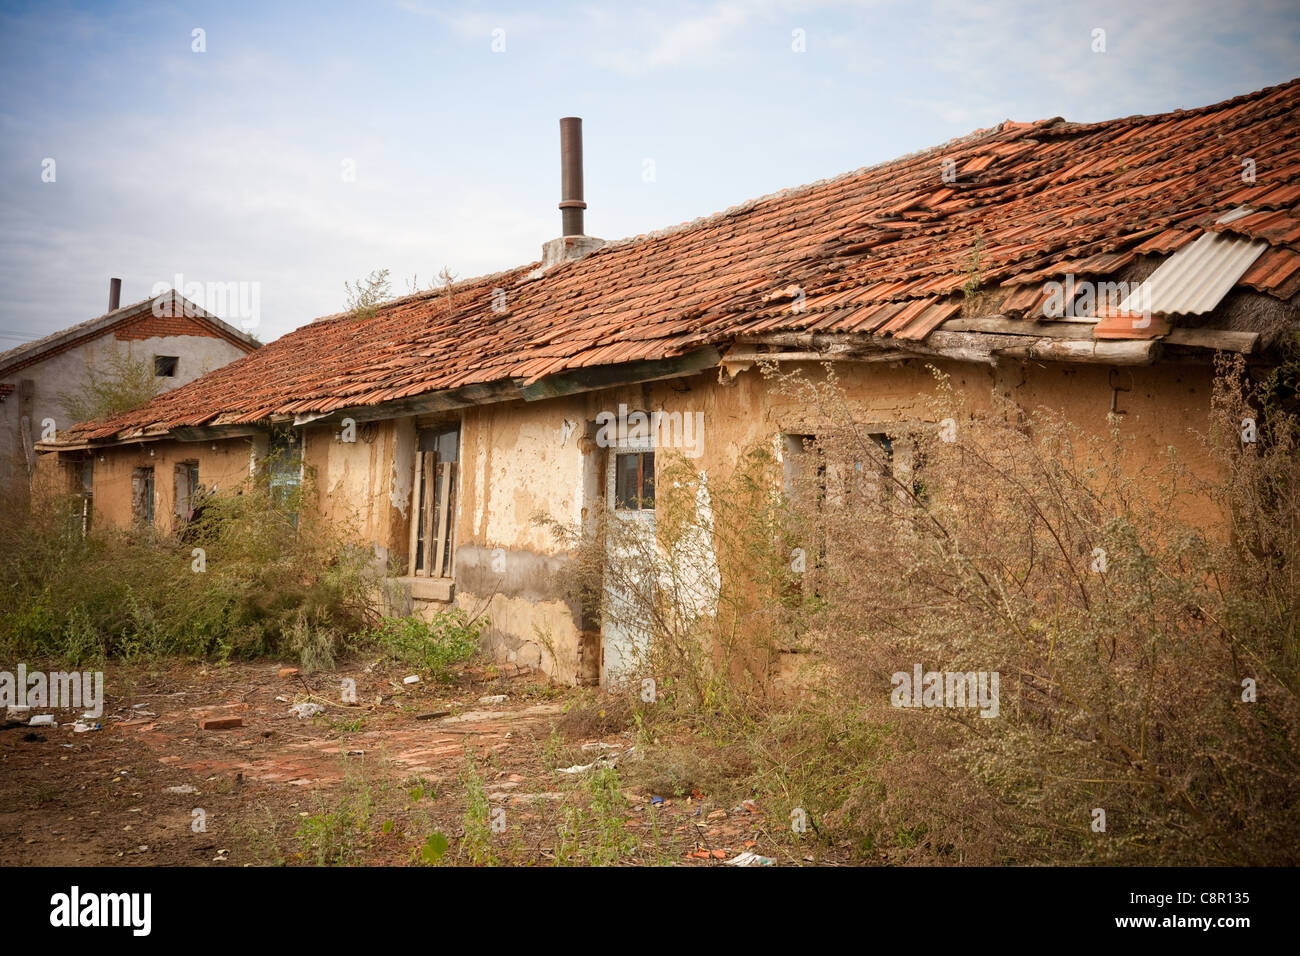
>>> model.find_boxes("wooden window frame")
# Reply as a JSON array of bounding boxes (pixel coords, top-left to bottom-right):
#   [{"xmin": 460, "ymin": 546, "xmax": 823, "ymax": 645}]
[
  {"xmin": 409, "ymin": 423, "xmax": 460, "ymax": 579},
  {"xmin": 174, "ymin": 460, "xmax": 199, "ymax": 526},
  {"xmin": 132, "ymin": 466, "xmax": 155, "ymax": 527},
  {"xmin": 612, "ymin": 449, "xmax": 655, "ymax": 511}
]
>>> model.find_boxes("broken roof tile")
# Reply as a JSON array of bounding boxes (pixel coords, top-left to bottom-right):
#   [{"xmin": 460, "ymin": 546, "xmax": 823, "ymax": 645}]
[{"xmin": 61, "ymin": 77, "xmax": 1300, "ymax": 443}]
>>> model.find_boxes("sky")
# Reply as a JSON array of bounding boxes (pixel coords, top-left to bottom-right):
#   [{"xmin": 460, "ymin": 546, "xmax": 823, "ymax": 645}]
[{"xmin": 1, "ymin": 0, "xmax": 1298, "ymax": 345}]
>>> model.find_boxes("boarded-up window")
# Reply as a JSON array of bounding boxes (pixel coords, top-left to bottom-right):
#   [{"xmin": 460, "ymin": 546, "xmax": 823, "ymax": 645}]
[
  {"xmin": 132, "ymin": 467, "xmax": 155, "ymax": 527},
  {"xmin": 411, "ymin": 424, "xmax": 459, "ymax": 578}
]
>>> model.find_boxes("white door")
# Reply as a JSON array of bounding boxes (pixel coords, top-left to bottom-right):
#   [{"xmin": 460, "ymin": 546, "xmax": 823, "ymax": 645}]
[{"xmin": 602, "ymin": 444, "xmax": 655, "ymax": 688}]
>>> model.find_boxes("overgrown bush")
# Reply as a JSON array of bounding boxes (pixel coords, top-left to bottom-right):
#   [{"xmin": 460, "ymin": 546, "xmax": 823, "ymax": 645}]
[
  {"xmin": 543, "ymin": 351, "xmax": 1300, "ymax": 865},
  {"xmin": 0, "ymin": 454, "xmax": 378, "ymax": 665}
]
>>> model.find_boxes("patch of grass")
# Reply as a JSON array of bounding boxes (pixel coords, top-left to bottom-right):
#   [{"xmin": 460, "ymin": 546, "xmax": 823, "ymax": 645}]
[
  {"xmin": 455, "ymin": 754, "xmax": 496, "ymax": 865},
  {"xmin": 294, "ymin": 772, "xmax": 376, "ymax": 866}
]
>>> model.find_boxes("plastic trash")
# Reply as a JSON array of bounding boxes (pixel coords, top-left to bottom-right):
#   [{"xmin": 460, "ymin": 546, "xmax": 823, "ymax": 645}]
[
  {"xmin": 289, "ymin": 702, "xmax": 325, "ymax": 719},
  {"xmin": 28, "ymin": 715, "xmax": 55, "ymax": 727},
  {"xmin": 725, "ymin": 851, "xmax": 776, "ymax": 867},
  {"xmin": 403, "ymin": 675, "xmax": 420, "ymax": 685},
  {"xmin": 478, "ymin": 694, "xmax": 508, "ymax": 705},
  {"xmin": 72, "ymin": 721, "xmax": 101, "ymax": 733}
]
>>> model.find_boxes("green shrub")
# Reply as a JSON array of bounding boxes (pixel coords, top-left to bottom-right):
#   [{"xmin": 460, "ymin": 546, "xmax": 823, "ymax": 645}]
[{"xmin": 362, "ymin": 609, "xmax": 484, "ymax": 682}]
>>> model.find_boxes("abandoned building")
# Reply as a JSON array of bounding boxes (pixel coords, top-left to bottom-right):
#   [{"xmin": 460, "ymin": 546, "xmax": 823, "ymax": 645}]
[
  {"xmin": 37, "ymin": 79, "xmax": 1300, "ymax": 686},
  {"xmin": 3, "ymin": 280, "xmax": 260, "ymax": 514}
]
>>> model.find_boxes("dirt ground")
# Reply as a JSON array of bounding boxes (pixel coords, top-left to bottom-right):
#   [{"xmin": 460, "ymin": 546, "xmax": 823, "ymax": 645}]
[{"xmin": 0, "ymin": 657, "xmax": 814, "ymax": 867}]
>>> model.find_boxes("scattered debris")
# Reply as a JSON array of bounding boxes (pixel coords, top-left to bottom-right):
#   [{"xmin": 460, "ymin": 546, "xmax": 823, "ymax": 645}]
[
  {"xmin": 198, "ymin": 716, "xmax": 243, "ymax": 730},
  {"xmin": 403, "ymin": 675, "xmax": 420, "ymax": 685},
  {"xmin": 278, "ymin": 667, "xmax": 299, "ymax": 678},
  {"xmin": 688, "ymin": 848, "xmax": 728, "ymax": 860},
  {"xmin": 289, "ymin": 702, "xmax": 325, "ymax": 719},
  {"xmin": 725, "ymin": 851, "xmax": 775, "ymax": 867},
  {"xmin": 707, "ymin": 809, "xmax": 728, "ymax": 820},
  {"xmin": 478, "ymin": 694, "xmax": 508, "ymax": 705},
  {"xmin": 28, "ymin": 715, "xmax": 56, "ymax": 727},
  {"xmin": 72, "ymin": 721, "xmax": 101, "ymax": 733},
  {"xmin": 165, "ymin": 785, "xmax": 199, "ymax": 795},
  {"xmin": 650, "ymin": 795, "xmax": 665, "ymax": 805},
  {"xmin": 557, "ymin": 751, "xmax": 621, "ymax": 775}
]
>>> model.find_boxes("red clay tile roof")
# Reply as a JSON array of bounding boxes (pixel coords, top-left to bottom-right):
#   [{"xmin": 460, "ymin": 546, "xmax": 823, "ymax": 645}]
[{"xmin": 62, "ymin": 78, "xmax": 1300, "ymax": 443}]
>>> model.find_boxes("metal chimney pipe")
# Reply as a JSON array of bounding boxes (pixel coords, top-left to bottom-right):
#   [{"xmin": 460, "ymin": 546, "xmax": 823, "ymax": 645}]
[
  {"xmin": 108, "ymin": 277, "xmax": 122, "ymax": 312},
  {"xmin": 559, "ymin": 117, "xmax": 586, "ymax": 237}
]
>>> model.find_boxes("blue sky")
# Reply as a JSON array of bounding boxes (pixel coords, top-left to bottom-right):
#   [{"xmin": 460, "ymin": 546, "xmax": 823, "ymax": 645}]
[{"xmin": 1, "ymin": 0, "xmax": 1297, "ymax": 344}]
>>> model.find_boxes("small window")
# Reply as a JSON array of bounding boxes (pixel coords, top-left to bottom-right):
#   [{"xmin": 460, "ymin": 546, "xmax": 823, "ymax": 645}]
[
  {"xmin": 154, "ymin": 355, "xmax": 178, "ymax": 377},
  {"xmin": 76, "ymin": 457, "xmax": 93, "ymax": 536},
  {"xmin": 265, "ymin": 429, "xmax": 302, "ymax": 526},
  {"xmin": 614, "ymin": 451, "xmax": 655, "ymax": 510}
]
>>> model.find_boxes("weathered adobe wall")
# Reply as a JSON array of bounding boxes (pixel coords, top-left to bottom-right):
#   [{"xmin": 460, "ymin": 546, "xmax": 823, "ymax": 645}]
[
  {"xmin": 68, "ymin": 355, "xmax": 1224, "ymax": 689},
  {"xmin": 400, "ymin": 357, "xmax": 1223, "ymax": 689},
  {"xmin": 453, "ymin": 395, "xmax": 597, "ymax": 685},
  {"xmin": 88, "ymin": 437, "xmax": 255, "ymax": 532},
  {"xmin": 641, "ymin": 357, "xmax": 1223, "ymax": 692},
  {"xmin": 301, "ymin": 420, "xmax": 406, "ymax": 571},
  {"xmin": 696, "ymin": 357, "xmax": 1220, "ymax": 521}
]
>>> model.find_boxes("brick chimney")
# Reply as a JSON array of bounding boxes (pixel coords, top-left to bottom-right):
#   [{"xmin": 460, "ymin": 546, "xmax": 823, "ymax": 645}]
[{"xmin": 108, "ymin": 277, "xmax": 122, "ymax": 312}]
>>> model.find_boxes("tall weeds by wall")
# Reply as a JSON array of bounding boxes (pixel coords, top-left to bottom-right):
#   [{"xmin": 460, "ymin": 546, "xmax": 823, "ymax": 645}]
[
  {"xmin": 0, "ymin": 456, "xmax": 379, "ymax": 665},
  {"xmin": 549, "ymin": 353, "xmax": 1299, "ymax": 865}
]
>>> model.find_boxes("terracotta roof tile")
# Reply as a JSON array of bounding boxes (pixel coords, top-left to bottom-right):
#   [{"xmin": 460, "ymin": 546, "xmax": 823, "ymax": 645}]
[{"xmin": 64, "ymin": 78, "xmax": 1300, "ymax": 443}]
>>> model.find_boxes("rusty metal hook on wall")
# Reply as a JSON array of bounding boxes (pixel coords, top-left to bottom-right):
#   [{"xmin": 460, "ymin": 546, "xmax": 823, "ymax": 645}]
[{"xmin": 1108, "ymin": 367, "xmax": 1133, "ymax": 415}]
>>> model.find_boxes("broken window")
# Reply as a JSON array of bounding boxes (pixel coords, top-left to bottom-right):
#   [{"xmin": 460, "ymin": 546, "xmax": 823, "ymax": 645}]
[
  {"xmin": 131, "ymin": 466, "xmax": 155, "ymax": 527},
  {"xmin": 412, "ymin": 423, "xmax": 459, "ymax": 578},
  {"xmin": 154, "ymin": 355, "xmax": 178, "ymax": 377},
  {"xmin": 613, "ymin": 451, "xmax": 655, "ymax": 511}
]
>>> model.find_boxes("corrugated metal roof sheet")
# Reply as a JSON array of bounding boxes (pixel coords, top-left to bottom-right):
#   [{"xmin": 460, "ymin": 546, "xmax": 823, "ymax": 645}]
[{"xmin": 1118, "ymin": 210, "xmax": 1268, "ymax": 316}]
